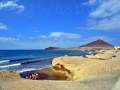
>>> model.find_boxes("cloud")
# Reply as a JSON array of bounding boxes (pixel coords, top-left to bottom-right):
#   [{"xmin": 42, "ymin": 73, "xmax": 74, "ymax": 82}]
[
  {"xmin": 26, "ymin": 32, "xmax": 82, "ymax": 48},
  {"xmin": 29, "ymin": 32, "xmax": 82, "ymax": 40},
  {"xmin": 49, "ymin": 32, "xmax": 82, "ymax": 39},
  {"xmin": 0, "ymin": 36, "xmax": 21, "ymax": 49},
  {"xmin": 84, "ymin": 0, "xmax": 120, "ymax": 30},
  {"xmin": 0, "ymin": 23, "xmax": 8, "ymax": 30},
  {"xmin": 40, "ymin": 35, "xmax": 48, "ymax": 39},
  {"xmin": 90, "ymin": 0, "xmax": 120, "ymax": 18},
  {"xmin": 0, "ymin": 0, "xmax": 24, "ymax": 12},
  {"xmin": 87, "ymin": 15, "xmax": 120, "ymax": 30},
  {"xmin": 0, "ymin": 37, "xmax": 19, "ymax": 43},
  {"xmin": 82, "ymin": 0, "xmax": 96, "ymax": 5}
]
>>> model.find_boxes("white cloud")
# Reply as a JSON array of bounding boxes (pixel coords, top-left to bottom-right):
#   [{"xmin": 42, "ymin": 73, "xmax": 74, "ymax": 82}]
[
  {"xmin": 84, "ymin": 0, "xmax": 120, "ymax": 30},
  {"xmin": 49, "ymin": 32, "xmax": 82, "ymax": 39},
  {"xmin": 0, "ymin": 37, "xmax": 19, "ymax": 43},
  {"xmin": 83, "ymin": 0, "xmax": 97, "ymax": 5},
  {"xmin": 28, "ymin": 35, "xmax": 48, "ymax": 40},
  {"xmin": 28, "ymin": 32, "xmax": 82, "ymax": 41},
  {"xmin": 90, "ymin": 0, "xmax": 120, "ymax": 18},
  {"xmin": 0, "ymin": 0, "xmax": 24, "ymax": 12},
  {"xmin": 87, "ymin": 15, "xmax": 120, "ymax": 30},
  {"xmin": 0, "ymin": 23, "xmax": 8, "ymax": 30},
  {"xmin": 40, "ymin": 35, "xmax": 48, "ymax": 39}
]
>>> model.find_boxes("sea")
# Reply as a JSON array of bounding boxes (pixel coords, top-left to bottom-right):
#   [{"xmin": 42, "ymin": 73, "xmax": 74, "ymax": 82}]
[{"xmin": 0, "ymin": 50, "xmax": 88, "ymax": 72}]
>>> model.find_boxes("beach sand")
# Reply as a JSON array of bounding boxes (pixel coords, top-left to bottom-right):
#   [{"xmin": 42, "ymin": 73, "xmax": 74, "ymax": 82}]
[
  {"xmin": 0, "ymin": 49, "xmax": 120, "ymax": 90},
  {"xmin": 0, "ymin": 72, "xmax": 120, "ymax": 90}
]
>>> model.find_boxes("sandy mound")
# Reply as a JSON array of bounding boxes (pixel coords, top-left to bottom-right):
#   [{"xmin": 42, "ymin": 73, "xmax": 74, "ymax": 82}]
[{"xmin": 52, "ymin": 51, "xmax": 120, "ymax": 80}]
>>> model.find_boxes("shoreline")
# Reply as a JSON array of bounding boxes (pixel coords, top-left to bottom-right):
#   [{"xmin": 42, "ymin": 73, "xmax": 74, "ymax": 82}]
[{"xmin": 0, "ymin": 49, "xmax": 120, "ymax": 90}]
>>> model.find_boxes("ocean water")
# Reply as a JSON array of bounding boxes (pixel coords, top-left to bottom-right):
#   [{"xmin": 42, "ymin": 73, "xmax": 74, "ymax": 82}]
[{"xmin": 0, "ymin": 50, "xmax": 87, "ymax": 72}]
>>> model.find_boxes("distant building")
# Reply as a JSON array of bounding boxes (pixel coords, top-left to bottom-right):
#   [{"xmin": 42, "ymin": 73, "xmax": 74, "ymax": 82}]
[{"xmin": 80, "ymin": 39, "xmax": 114, "ymax": 50}]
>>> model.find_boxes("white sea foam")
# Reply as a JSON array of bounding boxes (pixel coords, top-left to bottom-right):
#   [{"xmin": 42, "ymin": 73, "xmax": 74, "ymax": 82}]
[
  {"xmin": 0, "ymin": 63, "xmax": 21, "ymax": 69},
  {"xmin": 18, "ymin": 65, "xmax": 51, "ymax": 73},
  {"xmin": 0, "ymin": 60, "xmax": 10, "ymax": 64},
  {"xmin": 18, "ymin": 68, "xmax": 37, "ymax": 73}
]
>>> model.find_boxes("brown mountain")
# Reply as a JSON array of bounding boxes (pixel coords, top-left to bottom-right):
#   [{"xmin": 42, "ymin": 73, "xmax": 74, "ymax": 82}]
[{"xmin": 80, "ymin": 39, "xmax": 114, "ymax": 49}]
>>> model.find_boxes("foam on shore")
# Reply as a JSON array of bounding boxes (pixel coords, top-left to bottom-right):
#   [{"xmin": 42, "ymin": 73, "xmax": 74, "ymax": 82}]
[
  {"xmin": 0, "ymin": 60, "xmax": 10, "ymax": 64},
  {"xmin": 18, "ymin": 65, "xmax": 51, "ymax": 73},
  {"xmin": 0, "ymin": 63, "xmax": 21, "ymax": 69}
]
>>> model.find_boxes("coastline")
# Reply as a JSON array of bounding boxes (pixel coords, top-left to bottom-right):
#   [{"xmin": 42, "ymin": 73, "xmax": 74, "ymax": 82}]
[{"xmin": 0, "ymin": 49, "xmax": 120, "ymax": 90}]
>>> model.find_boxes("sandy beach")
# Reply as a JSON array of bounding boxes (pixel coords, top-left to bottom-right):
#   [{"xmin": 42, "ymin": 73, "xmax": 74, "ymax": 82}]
[
  {"xmin": 1, "ymin": 0, "xmax": 120, "ymax": 89},
  {"xmin": 0, "ymin": 49, "xmax": 120, "ymax": 90},
  {"xmin": 0, "ymin": 71, "xmax": 120, "ymax": 90}
]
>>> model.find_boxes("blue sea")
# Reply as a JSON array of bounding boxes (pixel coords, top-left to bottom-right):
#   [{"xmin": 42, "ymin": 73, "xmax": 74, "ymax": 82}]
[{"xmin": 0, "ymin": 50, "xmax": 87, "ymax": 72}]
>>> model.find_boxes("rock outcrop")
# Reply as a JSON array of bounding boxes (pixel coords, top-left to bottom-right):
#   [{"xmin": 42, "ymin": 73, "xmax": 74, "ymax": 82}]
[
  {"xmin": 86, "ymin": 50, "xmax": 115, "ymax": 59},
  {"xmin": 52, "ymin": 51, "xmax": 120, "ymax": 81}
]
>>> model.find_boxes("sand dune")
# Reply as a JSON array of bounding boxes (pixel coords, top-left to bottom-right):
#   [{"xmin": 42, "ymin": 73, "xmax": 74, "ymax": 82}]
[{"xmin": 52, "ymin": 52, "xmax": 120, "ymax": 80}]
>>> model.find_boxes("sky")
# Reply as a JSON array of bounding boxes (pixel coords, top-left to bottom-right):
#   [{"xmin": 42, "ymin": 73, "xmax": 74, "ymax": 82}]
[{"xmin": 0, "ymin": 0, "xmax": 120, "ymax": 49}]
